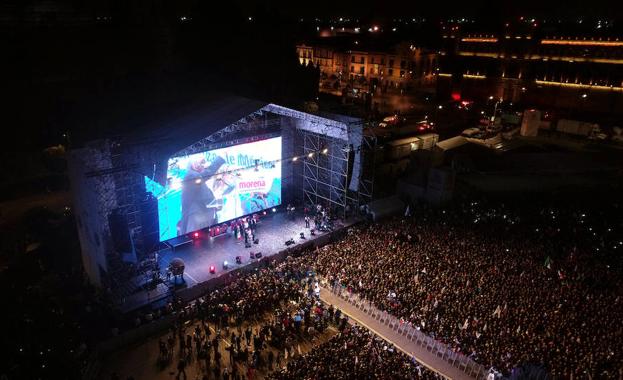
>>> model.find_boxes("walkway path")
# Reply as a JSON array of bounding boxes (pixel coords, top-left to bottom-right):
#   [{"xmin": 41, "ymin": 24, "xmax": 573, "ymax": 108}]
[{"xmin": 320, "ymin": 288, "xmax": 485, "ymax": 380}]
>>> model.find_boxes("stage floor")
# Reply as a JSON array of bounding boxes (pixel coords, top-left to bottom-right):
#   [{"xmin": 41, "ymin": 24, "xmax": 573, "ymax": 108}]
[{"xmin": 158, "ymin": 212, "xmax": 352, "ymax": 288}]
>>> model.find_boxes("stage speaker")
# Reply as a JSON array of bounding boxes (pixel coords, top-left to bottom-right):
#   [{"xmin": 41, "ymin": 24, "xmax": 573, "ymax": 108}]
[
  {"xmin": 140, "ymin": 195, "xmax": 159, "ymax": 253},
  {"xmin": 346, "ymin": 143, "xmax": 355, "ymax": 188},
  {"xmin": 255, "ymin": 252, "xmax": 262, "ymax": 259},
  {"xmin": 109, "ymin": 208, "xmax": 132, "ymax": 254}
]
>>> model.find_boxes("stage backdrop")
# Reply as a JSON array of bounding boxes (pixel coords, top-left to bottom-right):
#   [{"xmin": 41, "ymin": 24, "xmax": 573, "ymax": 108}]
[{"xmin": 145, "ymin": 137, "xmax": 282, "ymax": 242}]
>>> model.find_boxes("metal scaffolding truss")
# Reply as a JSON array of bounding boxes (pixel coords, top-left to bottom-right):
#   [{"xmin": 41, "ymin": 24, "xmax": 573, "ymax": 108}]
[
  {"xmin": 297, "ymin": 121, "xmax": 376, "ymax": 219},
  {"xmin": 71, "ymin": 140, "xmax": 120, "ymax": 278},
  {"xmin": 263, "ymin": 104, "xmax": 349, "ymax": 140},
  {"xmin": 79, "ymin": 140, "xmax": 118, "ymax": 218},
  {"xmin": 173, "ymin": 103, "xmax": 352, "ymax": 158},
  {"xmin": 174, "ymin": 110, "xmax": 281, "ymax": 157},
  {"xmin": 299, "ymin": 129, "xmax": 350, "ymax": 218},
  {"xmin": 81, "ymin": 140, "xmax": 155, "ymax": 258}
]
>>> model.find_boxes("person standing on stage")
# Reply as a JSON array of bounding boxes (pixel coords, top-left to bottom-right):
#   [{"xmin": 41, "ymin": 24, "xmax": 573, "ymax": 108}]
[
  {"xmin": 250, "ymin": 215, "xmax": 257, "ymax": 233},
  {"xmin": 304, "ymin": 215, "xmax": 310, "ymax": 228}
]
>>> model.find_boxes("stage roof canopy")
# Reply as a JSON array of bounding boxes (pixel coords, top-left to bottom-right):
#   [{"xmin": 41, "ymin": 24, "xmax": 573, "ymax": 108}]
[
  {"xmin": 127, "ymin": 95, "xmax": 269, "ymax": 158},
  {"xmin": 70, "ymin": 89, "xmax": 363, "ymax": 162}
]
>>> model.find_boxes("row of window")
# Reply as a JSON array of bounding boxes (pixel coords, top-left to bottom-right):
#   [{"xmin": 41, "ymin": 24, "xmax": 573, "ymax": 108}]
[
  {"xmin": 349, "ymin": 66, "xmax": 408, "ymax": 77},
  {"xmin": 349, "ymin": 56, "xmax": 409, "ymax": 68},
  {"xmin": 300, "ymin": 52, "xmax": 433, "ymax": 70},
  {"xmin": 301, "ymin": 51, "xmax": 437, "ymax": 76},
  {"xmin": 300, "ymin": 50, "xmax": 313, "ymax": 59}
]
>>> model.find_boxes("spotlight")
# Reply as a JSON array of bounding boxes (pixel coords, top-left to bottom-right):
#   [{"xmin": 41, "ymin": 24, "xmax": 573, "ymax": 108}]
[
  {"xmin": 272, "ymin": 208, "xmax": 276, "ymax": 213},
  {"xmin": 322, "ymin": 148, "xmax": 328, "ymax": 154},
  {"xmin": 209, "ymin": 265, "xmax": 216, "ymax": 274},
  {"xmin": 223, "ymin": 261, "xmax": 228, "ymax": 269},
  {"xmin": 193, "ymin": 232, "xmax": 199, "ymax": 238},
  {"xmin": 195, "ymin": 178, "xmax": 202, "ymax": 184},
  {"xmin": 292, "ymin": 156, "xmax": 298, "ymax": 161},
  {"xmin": 308, "ymin": 152, "xmax": 314, "ymax": 158}
]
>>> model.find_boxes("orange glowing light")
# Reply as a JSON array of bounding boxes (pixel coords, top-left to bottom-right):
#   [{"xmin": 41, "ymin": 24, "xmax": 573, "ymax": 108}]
[
  {"xmin": 535, "ymin": 80, "xmax": 623, "ymax": 91},
  {"xmin": 460, "ymin": 37, "xmax": 498, "ymax": 43},
  {"xmin": 541, "ymin": 39, "xmax": 623, "ymax": 47}
]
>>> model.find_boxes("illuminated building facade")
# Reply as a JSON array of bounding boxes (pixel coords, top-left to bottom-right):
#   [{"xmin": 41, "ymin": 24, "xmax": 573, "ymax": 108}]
[
  {"xmin": 297, "ymin": 41, "xmax": 438, "ymax": 95},
  {"xmin": 437, "ymin": 33, "xmax": 623, "ymax": 114}
]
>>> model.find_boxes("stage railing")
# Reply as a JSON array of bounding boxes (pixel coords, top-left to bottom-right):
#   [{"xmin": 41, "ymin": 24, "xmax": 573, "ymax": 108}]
[{"xmin": 326, "ymin": 281, "xmax": 489, "ymax": 380}]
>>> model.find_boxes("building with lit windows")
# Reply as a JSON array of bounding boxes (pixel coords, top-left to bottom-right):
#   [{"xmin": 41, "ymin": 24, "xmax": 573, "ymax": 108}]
[
  {"xmin": 436, "ymin": 32, "xmax": 623, "ymax": 114},
  {"xmin": 296, "ymin": 40, "xmax": 438, "ymax": 95}
]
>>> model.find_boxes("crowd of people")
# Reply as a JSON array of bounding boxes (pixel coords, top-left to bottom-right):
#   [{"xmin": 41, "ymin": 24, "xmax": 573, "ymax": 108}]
[
  {"xmin": 10, "ymin": 197, "xmax": 621, "ymax": 380},
  {"xmin": 111, "ymin": 258, "xmax": 311, "ymax": 379},
  {"xmin": 298, "ymin": 200, "xmax": 623, "ymax": 378},
  {"xmin": 109, "ymin": 255, "xmax": 439, "ymax": 380},
  {"xmin": 269, "ymin": 325, "xmax": 439, "ymax": 380},
  {"xmin": 103, "ymin": 199, "xmax": 623, "ymax": 379}
]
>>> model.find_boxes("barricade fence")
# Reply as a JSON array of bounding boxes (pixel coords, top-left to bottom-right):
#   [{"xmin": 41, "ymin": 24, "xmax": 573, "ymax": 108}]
[{"xmin": 324, "ymin": 280, "xmax": 489, "ymax": 380}]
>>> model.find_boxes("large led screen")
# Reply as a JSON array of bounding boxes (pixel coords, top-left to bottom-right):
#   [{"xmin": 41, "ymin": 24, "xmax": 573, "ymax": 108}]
[{"xmin": 145, "ymin": 137, "xmax": 282, "ymax": 241}]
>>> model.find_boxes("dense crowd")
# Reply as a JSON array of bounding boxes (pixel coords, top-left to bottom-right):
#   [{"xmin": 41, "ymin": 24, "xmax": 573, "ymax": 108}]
[
  {"xmin": 112, "ymin": 257, "xmax": 438, "ymax": 380},
  {"xmin": 151, "ymin": 262, "xmax": 328, "ymax": 380},
  {"xmin": 99, "ymin": 200, "xmax": 623, "ymax": 379},
  {"xmin": 7, "ymin": 197, "xmax": 621, "ymax": 380},
  {"xmin": 302, "ymin": 201, "xmax": 623, "ymax": 378},
  {"xmin": 155, "ymin": 258, "xmax": 319, "ymax": 376},
  {"xmin": 269, "ymin": 325, "xmax": 439, "ymax": 380}
]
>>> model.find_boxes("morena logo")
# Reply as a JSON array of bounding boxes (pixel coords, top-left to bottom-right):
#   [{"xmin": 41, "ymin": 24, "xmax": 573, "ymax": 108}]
[{"xmin": 238, "ymin": 180, "xmax": 266, "ymax": 189}]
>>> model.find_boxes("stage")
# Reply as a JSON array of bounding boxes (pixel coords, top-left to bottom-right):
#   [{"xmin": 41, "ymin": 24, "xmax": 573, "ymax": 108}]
[{"xmin": 118, "ymin": 211, "xmax": 358, "ymax": 313}]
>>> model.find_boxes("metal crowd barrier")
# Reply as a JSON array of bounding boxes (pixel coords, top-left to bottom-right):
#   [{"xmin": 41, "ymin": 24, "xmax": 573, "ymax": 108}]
[{"xmin": 326, "ymin": 282, "xmax": 489, "ymax": 380}]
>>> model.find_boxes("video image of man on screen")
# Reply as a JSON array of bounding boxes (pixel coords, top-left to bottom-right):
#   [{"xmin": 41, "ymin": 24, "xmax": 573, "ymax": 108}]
[
  {"xmin": 207, "ymin": 164, "xmax": 240, "ymax": 223},
  {"xmin": 177, "ymin": 154, "xmax": 226, "ymax": 235}
]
